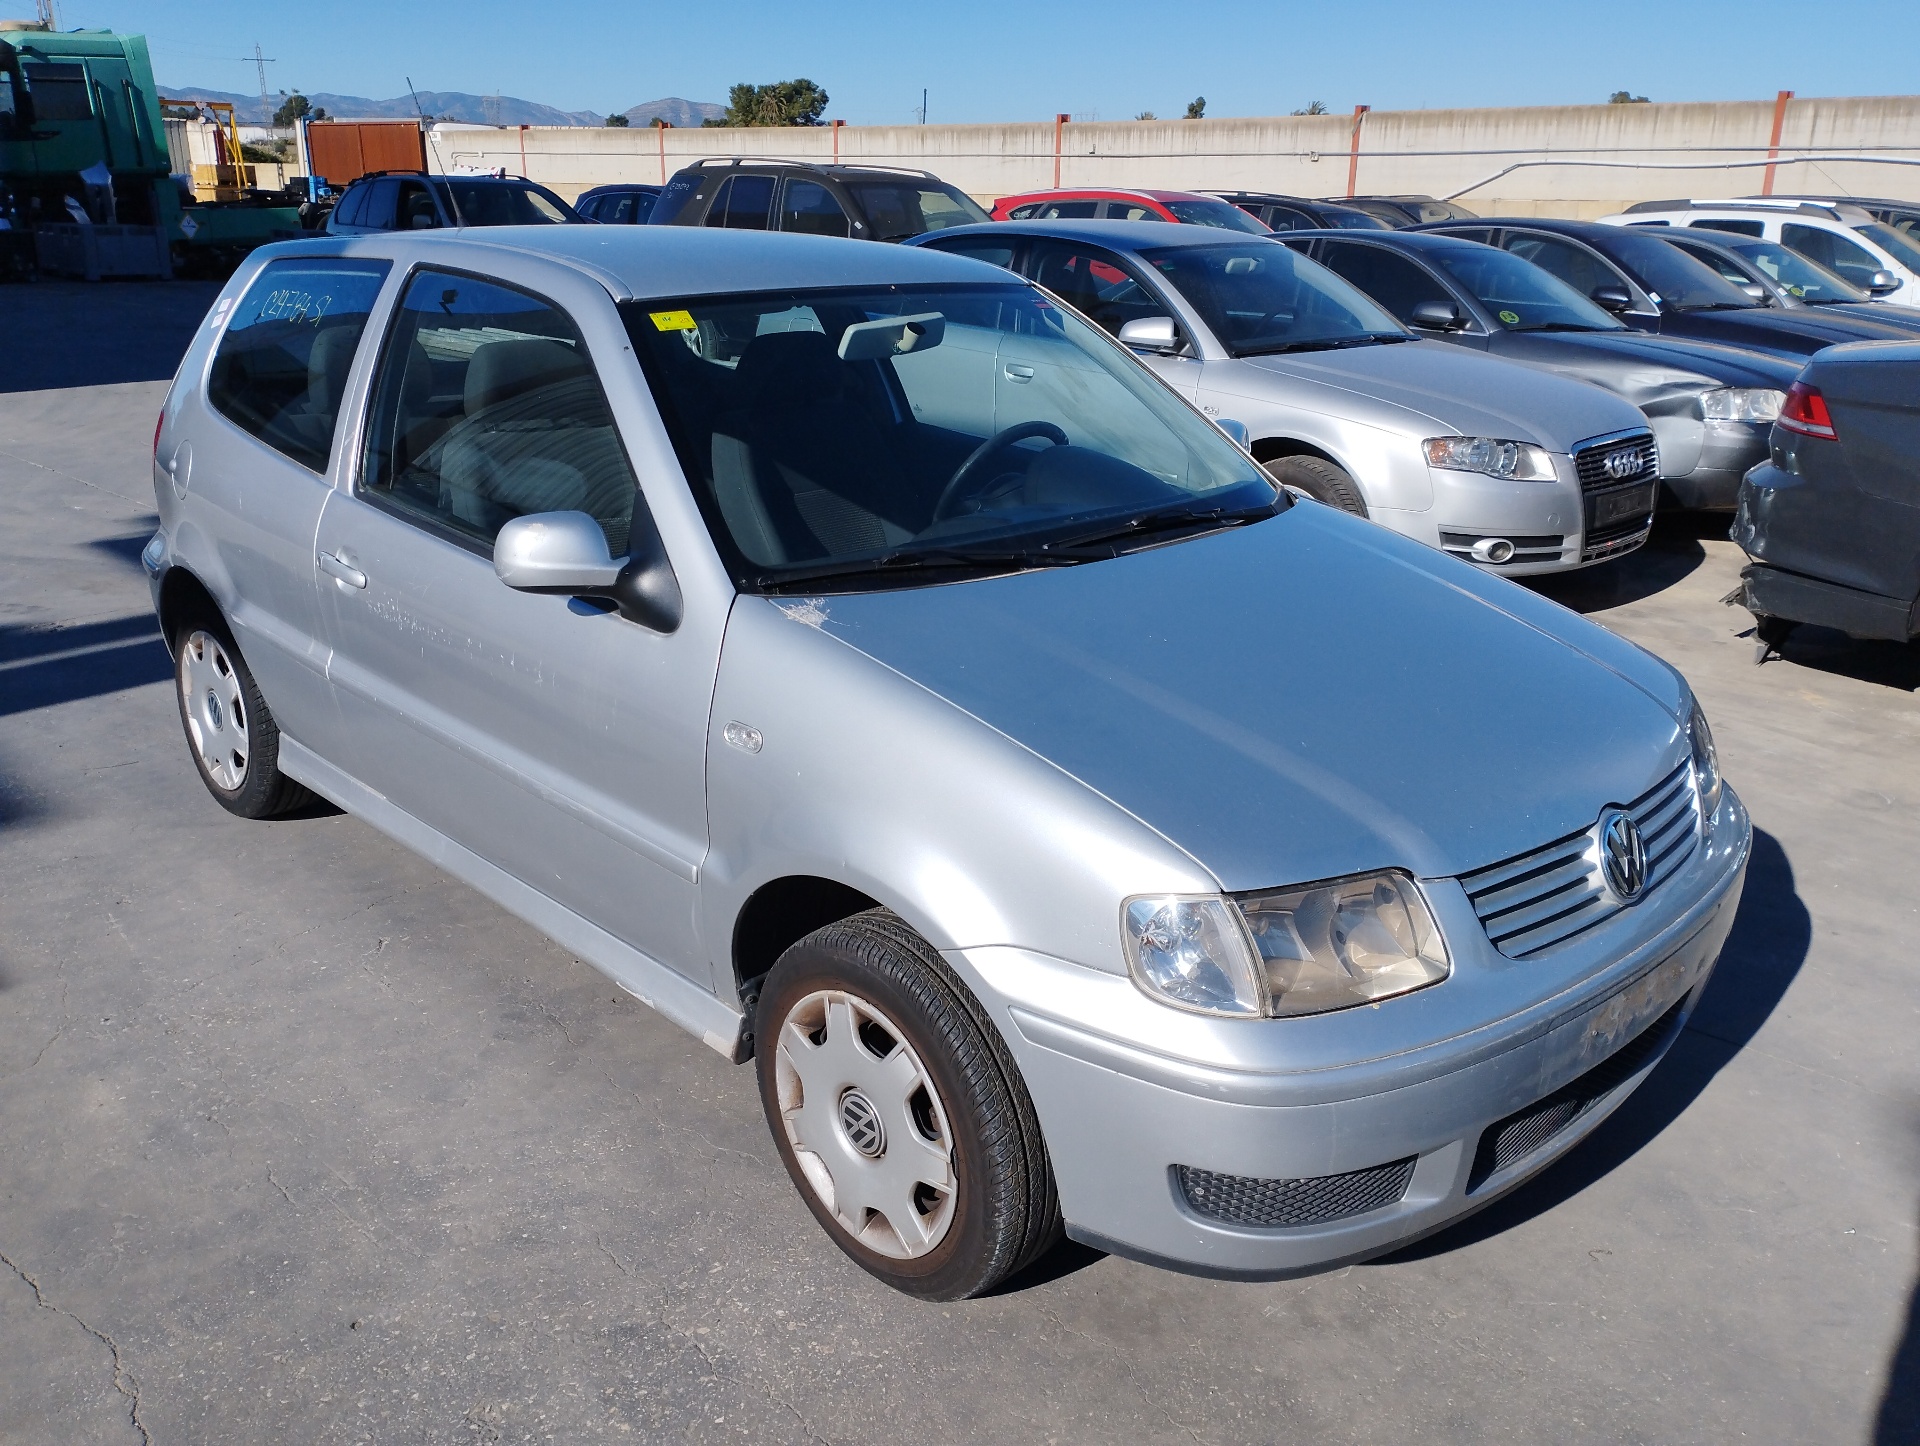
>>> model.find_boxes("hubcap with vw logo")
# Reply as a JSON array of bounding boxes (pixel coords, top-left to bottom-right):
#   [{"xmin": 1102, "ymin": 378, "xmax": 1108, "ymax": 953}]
[{"xmin": 1600, "ymin": 809, "xmax": 1649, "ymax": 901}]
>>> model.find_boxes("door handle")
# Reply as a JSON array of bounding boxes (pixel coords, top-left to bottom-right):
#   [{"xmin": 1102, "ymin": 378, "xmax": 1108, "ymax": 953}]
[
  {"xmin": 318, "ymin": 550, "xmax": 367, "ymax": 589},
  {"xmin": 1003, "ymin": 363, "xmax": 1036, "ymax": 383}
]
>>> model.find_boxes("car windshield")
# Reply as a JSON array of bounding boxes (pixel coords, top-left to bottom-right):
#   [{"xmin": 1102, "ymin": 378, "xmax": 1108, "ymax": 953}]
[
  {"xmin": 1140, "ymin": 242, "xmax": 1409, "ymax": 356},
  {"xmin": 1602, "ymin": 230, "xmax": 1757, "ymax": 310},
  {"xmin": 1325, "ymin": 208, "xmax": 1389, "ymax": 230},
  {"xmin": 1857, "ymin": 222, "xmax": 1920, "ymax": 273},
  {"xmin": 1430, "ymin": 244, "xmax": 1625, "ymax": 331},
  {"xmin": 1722, "ymin": 239, "xmax": 1867, "ymax": 303},
  {"xmin": 844, "ymin": 181, "xmax": 990, "ymax": 240},
  {"xmin": 1163, "ymin": 199, "xmax": 1270, "ymax": 233},
  {"xmin": 622, "ymin": 283, "xmax": 1277, "ymax": 591},
  {"xmin": 434, "ymin": 180, "xmax": 574, "ymax": 225}
]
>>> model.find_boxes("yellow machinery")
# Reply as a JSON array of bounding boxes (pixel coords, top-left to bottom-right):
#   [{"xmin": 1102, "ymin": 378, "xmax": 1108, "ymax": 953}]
[{"xmin": 161, "ymin": 97, "xmax": 257, "ymax": 200}]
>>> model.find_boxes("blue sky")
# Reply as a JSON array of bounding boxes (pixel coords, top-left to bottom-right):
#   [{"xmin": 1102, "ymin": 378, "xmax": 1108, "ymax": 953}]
[{"xmin": 72, "ymin": 0, "xmax": 1918, "ymax": 124}]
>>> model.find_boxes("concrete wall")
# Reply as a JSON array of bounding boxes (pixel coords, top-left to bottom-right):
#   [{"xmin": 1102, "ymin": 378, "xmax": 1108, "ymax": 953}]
[{"xmin": 428, "ymin": 93, "xmax": 1920, "ymax": 218}]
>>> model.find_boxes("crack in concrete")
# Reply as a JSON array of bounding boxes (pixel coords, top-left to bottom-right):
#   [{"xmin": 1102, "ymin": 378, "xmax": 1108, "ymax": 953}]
[
  {"xmin": 266, "ymin": 1165, "xmax": 298, "ymax": 1209},
  {"xmin": 0, "ymin": 1250, "xmax": 152, "ymax": 1445}
]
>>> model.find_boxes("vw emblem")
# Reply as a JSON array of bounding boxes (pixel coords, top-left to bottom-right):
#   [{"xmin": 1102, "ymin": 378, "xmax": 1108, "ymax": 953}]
[
  {"xmin": 838, "ymin": 1090, "xmax": 886, "ymax": 1158},
  {"xmin": 1600, "ymin": 810, "xmax": 1649, "ymax": 901},
  {"xmin": 1602, "ymin": 446, "xmax": 1642, "ymax": 481}
]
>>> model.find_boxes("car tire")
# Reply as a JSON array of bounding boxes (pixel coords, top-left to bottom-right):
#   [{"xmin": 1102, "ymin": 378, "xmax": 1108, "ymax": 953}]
[
  {"xmin": 172, "ymin": 614, "xmax": 313, "ymax": 819},
  {"xmin": 1264, "ymin": 455, "xmax": 1368, "ymax": 517},
  {"xmin": 755, "ymin": 908, "xmax": 1061, "ymax": 1300}
]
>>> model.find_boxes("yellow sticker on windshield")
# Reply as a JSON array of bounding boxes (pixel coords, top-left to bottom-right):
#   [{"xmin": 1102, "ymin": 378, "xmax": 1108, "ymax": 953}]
[
  {"xmin": 650, "ymin": 309, "xmax": 697, "ymax": 331},
  {"xmin": 1498, "ymin": 309, "xmax": 1520, "ymax": 324}
]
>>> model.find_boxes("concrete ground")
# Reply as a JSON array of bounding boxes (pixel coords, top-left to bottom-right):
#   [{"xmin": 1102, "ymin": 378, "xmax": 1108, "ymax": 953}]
[{"xmin": 1, "ymin": 280, "xmax": 1915, "ymax": 1446}]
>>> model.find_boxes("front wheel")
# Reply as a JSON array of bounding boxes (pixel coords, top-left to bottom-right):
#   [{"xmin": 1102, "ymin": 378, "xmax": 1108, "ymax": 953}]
[
  {"xmin": 173, "ymin": 618, "xmax": 312, "ymax": 818},
  {"xmin": 755, "ymin": 910, "xmax": 1060, "ymax": 1299},
  {"xmin": 1264, "ymin": 454, "xmax": 1368, "ymax": 516}
]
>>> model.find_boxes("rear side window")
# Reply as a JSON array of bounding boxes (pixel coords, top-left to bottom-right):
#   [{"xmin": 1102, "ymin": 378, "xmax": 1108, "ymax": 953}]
[
  {"xmin": 1039, "ymin": 200, "xmax": 1100, "ymax": 219},
  {"xmin": 332, "ymin": 184, "xmax": 367, "ymax": 228},
  {"xmin": 924, "ymin": 235, "xmax": 1017, "ymax": 269},
  {"xmin": 358, "ymin": 178, "xmax": 400, "ymax": 230},
  {"xmin": 707, "ymin": 175, "xmax": 774, "ymax": 230},
  {"xmin": 780, "ymin": 179, "xmax": 851, "ymax": 237},
  {"xmin": 359, "ymin": 269, "xmax": 639, "ymax": 553},
  {"xmin": 1692, "ymin": 218, "xmax": 1764, "ymax": 237},
  {"xmin": 207, "ymin": 257, "xmax": 392, "ymax": 472}
]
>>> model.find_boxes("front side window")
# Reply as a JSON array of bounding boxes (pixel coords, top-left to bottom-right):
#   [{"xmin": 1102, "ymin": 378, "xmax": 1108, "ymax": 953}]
[
  {"xmin": 1107, "ymin": 202, "xmax": 1159, "ymax": 221},
  {"xmin": 360, "ymin": 270, "xmax": 639, "ymax": 553},
  {"xmin": 780, "ymin": 179, "xmax": 851, "ymax": 237},
  {"xmin": 207, "ymin": 257, "xmax": 392, "ymax": 472},
  {"xmin": 1429, "ymin": 242, "xmax": 1623, "ymax": 331},
  {"xmin": 396, "ymin": 180, "xmax": 437, "ymax": 229},
  {"xmin": 1503, "ymin": 234, "xmax": 1619, "ymax": 299},
  {"xmin": 1599, "ymin": 230, "xmax": 1755, "ymax": 310},
  {"xmin": 22, "ymin": 62, "xmax": 91, "ymax": 121},
  {"xmin": 1721, "ymin": 239, "xmax": 1859, "ymax": 303},
  {"xmin": 844, "ymin": 182, "xmax": 989, "ymax": 240},
  {"xmin": 1855, "ymin": 222, "xmax": 1920, "ymax": 274},
  {"xmin": 435, "ymin": 180, "xmax": 572, "ymax": 226},
  {"xmin": 1316, "ymin": 243, "xmax": 1456, "ymax": 322},
  {"xmin": 1028, "ymin": 241, "xmax": 1166, "ymax": 336},
  {"xmin": 1037, "ymin": 200, "xmax": 1099, "ymax": 219},
  {"xmin": 1162, "ymin": 199, "xmax": 1269, "ymax": 233},
  {"xmin": 623, "ymin": 283, "xmax": 1274, "ymax": 589},
  {"xmin": 1141, "ymin": 242, "xmax": 1407, "ymax": 356}
]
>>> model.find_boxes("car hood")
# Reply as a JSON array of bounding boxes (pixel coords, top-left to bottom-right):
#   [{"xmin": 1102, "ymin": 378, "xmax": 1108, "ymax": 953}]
[
  {"xmin": 802, "ymin": 505, "xmax": 1687, "ymax": 890},
  {"xmin": 1223, "ymin": 339, "xmax": 1644, "ymax": 450},
  {"xmin": 1668, "ymin": 305, "xmax": 1920, "ymax": 357},
  {"xmin": 1494, "ymin": 329, "xmax": 1799, "ymax": 391}
]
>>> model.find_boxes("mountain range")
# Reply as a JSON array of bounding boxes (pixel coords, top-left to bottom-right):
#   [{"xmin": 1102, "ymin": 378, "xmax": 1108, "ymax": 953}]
[{"xmin": 160, "ymin": 86, "xmax": 725, "ymax": 129}]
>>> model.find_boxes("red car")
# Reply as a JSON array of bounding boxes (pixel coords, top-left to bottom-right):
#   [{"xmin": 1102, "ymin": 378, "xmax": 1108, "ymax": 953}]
[{"xmin": 989, "ymin": 186, "xmax": 1270, "ymax": 233}]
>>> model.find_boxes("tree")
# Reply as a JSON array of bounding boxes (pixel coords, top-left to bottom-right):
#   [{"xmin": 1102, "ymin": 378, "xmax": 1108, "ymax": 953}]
[
  {"xmin": 721, "ymin": 79, "xmax": 830, "ymax": 127},
  {"xmin": 1291, "ymin": 100, "xmax": 1327, "ymax": 115},
  {"xmin": 272, "ymin": 91, "xmax": 311, "ymax": 128},
  {"xmin": 1608, "ymin": 90, "xmax": 1650, "ymax": 104},
  {"xmin": 1134, "ymin": 110, "xmax": 1157, "ymax": 121},
  {"xmin": 1184, "ymin": 96, "xmax": 1205, "ymax": 120},
  {"xmin": 605, "ymin": 112, "xmax": 630, "ymax": 126}
]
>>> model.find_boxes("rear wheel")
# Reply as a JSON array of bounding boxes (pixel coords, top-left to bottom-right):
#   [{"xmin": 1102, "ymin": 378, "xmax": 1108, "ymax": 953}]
[
  {"xmin": 173, "ymin": 617, "xmax": 312, "ymax": 818},
  {"xmin": 755, "ymin": 909, "xmax": 1060, "ymax": 1299},
  {"xmin": 1264, "ymin": 454, "xmax": 1368, "ymax": 517}
]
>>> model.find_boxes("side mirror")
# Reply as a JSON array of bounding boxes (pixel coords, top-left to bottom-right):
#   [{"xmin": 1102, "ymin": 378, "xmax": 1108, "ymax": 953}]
[
  {"xmin": 1590, "ymin": 284, "xmax": 1635, "ymax": 313},
  {"xmin": 1117, "ymin": 315, "xmax": 1181, "ymax": 352},
  {"xmin": 1215, "ymin": 418, "xmax": 1250, "ymax": 447},
  {"xmin": 494, "ymin": 509, "xmax": 682, "ymax": 633},
  {"xmin": 1865, "ymin": 268, "xmax": 1901, "ymax": 297},
  {"xmin": 1408, "ymin": 298, "xmax": 1464, "ymax": 331}
]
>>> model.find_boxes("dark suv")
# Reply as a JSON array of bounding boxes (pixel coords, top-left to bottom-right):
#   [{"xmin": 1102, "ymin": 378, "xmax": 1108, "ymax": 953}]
[
  {"xmin": 325, "ymin": 172, "xmax": 581, "ymax": 234},
  {"xmin": 648, "ymin": 159, "xmax": 988, "ymax": 242}
]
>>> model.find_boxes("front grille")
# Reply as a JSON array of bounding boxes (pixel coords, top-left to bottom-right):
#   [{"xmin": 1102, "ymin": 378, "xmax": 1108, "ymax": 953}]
[
  {"xmin": 1574, "ymin": 430, "xmax": 1658, "ymax": 493},
  {"xmin": 1439, "ymin": 531, "xmax": 1565, "ymax": 565},
  {"xmin": 1177, "ymin": 1156, "xmax": 1417, "ymax": 1229},
  {"xmin": 1459, "ymin": 759, "xmax": 1698, "ymax": 959},
  {"xmin": 1466, "ymin": 995, "xmax": 1686, "ymax": 1192}
]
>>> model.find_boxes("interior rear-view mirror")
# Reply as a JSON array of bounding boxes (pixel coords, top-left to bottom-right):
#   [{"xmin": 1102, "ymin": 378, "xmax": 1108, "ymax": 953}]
[
  {"xmin": 1739, "ymin": 281, "xmax": 1767, "ymax": 301},
  {"xmin": 1590, "ymin": 285, "xmax": 1634, "ymax": 313},
  {"xmin": 1408, "ymin": 299, "xmax": 1463, "ymax": 330},
  {"xmin": 1117, "ymin": 315, "xmax": 1180, "ymax": 352},
  {"xmin": 839, "ymin": 312, "xmax": 945, "ymax": 361},
  {"xmin": 409, "ymin": 213, "xmax": 436, "ymax": 229}
]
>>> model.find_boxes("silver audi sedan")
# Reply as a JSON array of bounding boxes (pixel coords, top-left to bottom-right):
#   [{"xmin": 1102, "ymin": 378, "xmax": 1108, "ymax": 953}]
[
  {"xmin": 912, "ymin": 220, "xmax": 1663, "ymax": 572},
  {"xmin": 147, "ymin": 226, "xmax": 1749, "ymax": 1298}
]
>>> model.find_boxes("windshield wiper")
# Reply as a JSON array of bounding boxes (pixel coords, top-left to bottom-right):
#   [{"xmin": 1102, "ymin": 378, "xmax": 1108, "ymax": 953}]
[
  {"xmin": 1511, "ymin": 320, "xmax": 1612, "ymax": 333},
  {"xmin": 1239, "ymin": 332, "xmax": 1410, "ymax": 357},
  {"xmin": 752, "ymin": 546, "xmax": 1088, "ymax": 592},
  {"xmin": 1039, "ymin": 500, "xmax": 1282, "ymax": 553},
  {"xmin": 1670, "ymin": 301, "xmax": 1754, "ymax": 313}
]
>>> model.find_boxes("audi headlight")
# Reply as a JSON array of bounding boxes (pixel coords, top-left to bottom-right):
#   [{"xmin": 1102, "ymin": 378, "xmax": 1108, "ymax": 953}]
[
  {"xmin": 1423, "ymin": 436, "xmax": 1557, "ymax": 481},
  {"xmin": 1701, "ymin": 387, "xmax": 1784, "ymax": 424},
  {"xmin": 1122, "ymin": 872, "xmax": 1451, "ymax": 1019},
  {"xmin": 1687, "ymin": 700, "xmax": 1723, "ymax": 815}
]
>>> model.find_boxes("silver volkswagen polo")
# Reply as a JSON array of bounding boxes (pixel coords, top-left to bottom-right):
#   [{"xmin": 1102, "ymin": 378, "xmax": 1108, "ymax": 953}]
[{"xmin": 147, "ymin": 226, "xmax": 1749, "ymax": 1299}]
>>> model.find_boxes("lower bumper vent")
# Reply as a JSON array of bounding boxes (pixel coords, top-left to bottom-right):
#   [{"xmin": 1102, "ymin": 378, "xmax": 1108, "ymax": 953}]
[
  {"xmin": 1466, "ymin": 996, "xmax": 1687, "ymax": 1193},
  {"xmin": 1177, "ymin": 1156, "xmax": 1417, "ymax": 1229}
]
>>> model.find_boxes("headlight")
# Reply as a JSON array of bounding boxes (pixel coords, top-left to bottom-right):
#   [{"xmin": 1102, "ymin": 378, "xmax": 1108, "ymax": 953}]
[
  {"xmin": 1122, "ymin": 895, "xmax": 1265, "ymax": 1016},
  {"xmin": 1423, "ymin": 436, "xmax": 1557, "ymax": 481},
  {"xmin": 1701, "ymin": 387, "xmax": 1784, "ymax": 423},
  {"xmin": 1687, "ymin": 700, "xmax": 1723, "ymax": 815},
  {"xmin": 1122, "ymin": 872, "xmax": 1451, "ymax": 1018}
]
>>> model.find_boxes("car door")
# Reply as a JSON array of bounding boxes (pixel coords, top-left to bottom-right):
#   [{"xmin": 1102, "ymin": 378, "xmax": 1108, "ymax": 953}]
[
  {"xmin": 1022, "ymin": 237, "xmax": 1200, "ymax": 398},
  {"xmin": 194, "ymin": 254, "xmax": 392, "ymax": 752},
  {"xmin": 776, "ymin": 178, "xmax": 852, "ymax": 237},
  {"xmin": 312, "ymin": 262, "xmax": 715, "ymax": 979},
  {"xmin": 1499, "ymin": 231, "xmax": 1655, "ymax": 330},
  {"xmin": 1780, "ymin": 222, "xmax": 1886, "ymax": 293},
  {"xmin": 704, "ymin": 173, "xmax": 775, "ymax": 231}
]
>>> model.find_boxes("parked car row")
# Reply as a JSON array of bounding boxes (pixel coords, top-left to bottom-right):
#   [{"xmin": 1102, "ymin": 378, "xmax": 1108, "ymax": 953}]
[{"xmin": 149, "ymin": 221, "xmax": 1754, "ymax": 1301}]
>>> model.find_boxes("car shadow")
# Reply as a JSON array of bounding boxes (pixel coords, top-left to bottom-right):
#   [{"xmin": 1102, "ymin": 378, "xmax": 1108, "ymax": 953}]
[
  {"xmin": 0, "ymin": 614, "xmax": 171, "ymax": 719},
  {"xmin": 87, "ymin": 523, "xmax": 161, "ymax": 573},
  {"xmin": 0, "ymin": 281, "xmax": 222, "ymax": 394},
  {"xmin": 987, "ymin": 1236, "xmax": 1107, "ymax": 1296},
  {"xmin": 1740, "ymin": 619, "xmax": 1920, "ymax": 694},
  {"xmin": 1526, "ymin": 512, "xmax": 1722, "ymax": 614},
  {"xmin": 1878, "ymin": 1184, "xmax": 1920, "ymax": 1445},
  {"xmin": 1373, "ymin": 826, "xmax": 1808, "ymax": 1264}
]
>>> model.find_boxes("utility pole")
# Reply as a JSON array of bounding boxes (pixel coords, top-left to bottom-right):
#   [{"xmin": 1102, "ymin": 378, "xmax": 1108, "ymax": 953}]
[
  {"xmin": 33, "ymin": 0, "xmax": 55, "ymax": 28},
  {"xmin": 919, "ymin": 88, "xmax": 928, "ymax": 125},
  {"xmin": 246, "ymin": 42, "xmax": 277, "ymax": 123}
]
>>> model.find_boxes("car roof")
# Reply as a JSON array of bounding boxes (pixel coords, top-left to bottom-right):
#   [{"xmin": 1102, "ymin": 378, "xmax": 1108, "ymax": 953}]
[
  {"xmin": 273, "ymin": 225, "xmax": 1020, "ymax": 302},
  {"xmin": 999, "ymin": 187, "xmax": 1227, "ymax": 205},
  {"xmin": 913, "ymin": 218, "xmax": 1261, "ymax": 251},
  {"xmin": 1274, "ymin": 228, "xmax": 1491, "ymax": 255},
  {"xmin": 1205, "ymin": 191, "xmax": 1338, "ymax": 206},
  {"xmin": 1620, "ymin": 197, "xmax": 1878, "ymax": 223}
]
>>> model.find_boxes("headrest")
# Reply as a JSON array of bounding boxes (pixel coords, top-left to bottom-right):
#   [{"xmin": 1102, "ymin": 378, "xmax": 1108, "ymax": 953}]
[
  {"xmin": 734, "ymin": 330, "xmax": 844, "ymax": 409},
  {"xmin": 465, "ymin": 337, "xmax": 590, "ymax": 415},
  {"xmin": 306, "ymin": 325, "xmax": 360, "ymax": 414}
]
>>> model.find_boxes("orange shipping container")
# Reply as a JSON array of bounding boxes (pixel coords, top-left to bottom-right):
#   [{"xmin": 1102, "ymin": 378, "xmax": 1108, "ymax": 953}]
[{"xmin": 305, "ymin": 121, "xmax": 427, "ymax": 187}]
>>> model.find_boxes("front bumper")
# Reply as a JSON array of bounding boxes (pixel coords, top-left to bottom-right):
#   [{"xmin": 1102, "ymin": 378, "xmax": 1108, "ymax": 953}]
[
  {"xmin": 954, "ymin": 787, "xmax": 1750, "ymax": 1279},
  {"xmin": 1391, "ymin": 459, "xmax": 1652, "ymax": 576}
]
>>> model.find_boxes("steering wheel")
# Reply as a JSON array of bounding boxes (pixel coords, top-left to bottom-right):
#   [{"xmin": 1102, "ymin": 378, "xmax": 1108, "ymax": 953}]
[{"xmin": 932, "ymin": 421, "xmax": 1070, "ymax": 520}]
